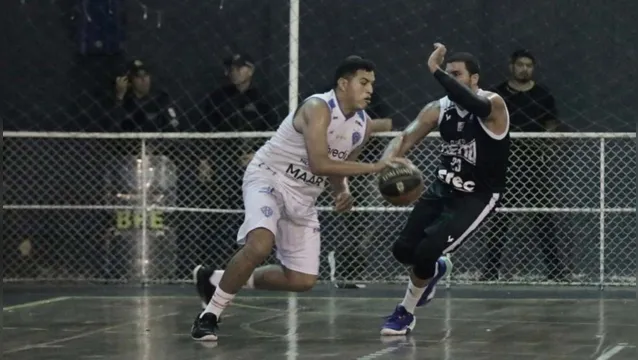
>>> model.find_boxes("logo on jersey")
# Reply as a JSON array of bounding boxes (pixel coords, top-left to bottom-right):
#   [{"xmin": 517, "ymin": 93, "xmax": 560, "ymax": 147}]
[
  {"xmin": 352, "ymin": 131, "xmax": 362, "ymax": 146},
  {"xmin": 328, "ymin": 146, "xmax": 350, "ymax": 160},
  {"xmin": 261, "ymin": 206, "xmax": 274, "ymax": 218},
  {"xmin": 457, "ymin": 121, "xmax": 465, "ymax": 132},
  {"xmin": 440, "ymin": 139, "xmax": 477, "ymax": 165},
  {"xmin": 438, "ymin": 169, "xmax": 475, "ymax": 192},
  {"xmin": 285, "ymin": 164, "xmax": 326, "ymax": 187},
  {"xmin": 258, "ymin": 186, "xmax": 275, "ymax": 195}
]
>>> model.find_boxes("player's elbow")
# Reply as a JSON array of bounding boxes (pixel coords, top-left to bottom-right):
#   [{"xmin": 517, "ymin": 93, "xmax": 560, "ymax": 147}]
[{"xmin": 308, "ymin": 157, "xmax": 332, "ymax": 176}]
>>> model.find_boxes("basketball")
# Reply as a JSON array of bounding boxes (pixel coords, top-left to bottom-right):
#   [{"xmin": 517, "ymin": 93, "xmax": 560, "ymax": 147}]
[{"xmin": 377, "ymin": 162, "xmax": 424, "ymax": 206}]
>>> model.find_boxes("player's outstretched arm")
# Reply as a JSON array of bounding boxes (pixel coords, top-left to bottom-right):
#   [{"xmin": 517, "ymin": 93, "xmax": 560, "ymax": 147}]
[
  {"xmin": 296, "ymin": 99, "xmax": 396, "ymax": 177},
  {"xmin": 382, "ymin": 101, "xmax": 440, "ymax": 159},
  {"xmin": 370, "ymin": 118, "xmax": 392, "ymax": 133}
]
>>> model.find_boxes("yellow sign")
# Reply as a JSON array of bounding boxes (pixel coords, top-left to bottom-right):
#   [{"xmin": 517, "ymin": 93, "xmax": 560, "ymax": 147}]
[{"xmin": 115, "ymin": 211, "xmax": 164, "ymax": 230}]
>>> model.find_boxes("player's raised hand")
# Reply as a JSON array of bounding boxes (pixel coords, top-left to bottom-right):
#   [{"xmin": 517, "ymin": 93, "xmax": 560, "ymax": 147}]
[
  {"xmin": 427, "ymin": 43, "xmax": 447, "ymax": 72},
  {"xmin": 334, "ymin": 191, "xmax": 354, "ymax": 213}
]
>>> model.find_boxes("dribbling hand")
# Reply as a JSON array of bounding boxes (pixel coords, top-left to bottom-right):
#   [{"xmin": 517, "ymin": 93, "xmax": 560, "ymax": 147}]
[
  {"xmin": 427, "ymin": 43, "xmax": 447, "ymax": 72},
  {"xmin": 373, "ymin": 157, "xmax": 412, "ymax": 173},
  {"xmin": 373, "ymin": 135, "xmax": 412, "ymax": 172}
]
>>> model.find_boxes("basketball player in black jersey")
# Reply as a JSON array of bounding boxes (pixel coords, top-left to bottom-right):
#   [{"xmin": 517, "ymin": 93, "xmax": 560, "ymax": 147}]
[{"xmin": 380, "ymin": 43, "xmax": 510, "ymax": 335}]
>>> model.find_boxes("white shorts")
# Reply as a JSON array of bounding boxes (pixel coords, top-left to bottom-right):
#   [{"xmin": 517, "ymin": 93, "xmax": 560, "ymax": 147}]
[{"xmin": 236, "ymin": 162, "xmax": 321, "ymax": 276}]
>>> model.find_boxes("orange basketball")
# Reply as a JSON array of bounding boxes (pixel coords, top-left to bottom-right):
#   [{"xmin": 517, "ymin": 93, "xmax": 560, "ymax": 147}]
[{"xmin": 378, "ymin": 162, "xmax": 424, "ymax": 206}]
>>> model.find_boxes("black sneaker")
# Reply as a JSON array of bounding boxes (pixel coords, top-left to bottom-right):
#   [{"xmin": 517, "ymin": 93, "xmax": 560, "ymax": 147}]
[
  {"xmin": 193, "ymin": 265, "xmax": 215, "ymax": 309},
  {"xmin": 191, "ymin": 313, "xmax": 219, "ymax": 341}
]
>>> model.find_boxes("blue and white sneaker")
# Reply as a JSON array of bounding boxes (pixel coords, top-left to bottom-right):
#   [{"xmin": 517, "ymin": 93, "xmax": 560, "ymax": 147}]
[
  {"xmin": 416, "ymin": 256, "xmax": 452, "ymax": 307},
  {"xmin": 380, "ymin": 305, "xmax": 416, "ymax": 336}
]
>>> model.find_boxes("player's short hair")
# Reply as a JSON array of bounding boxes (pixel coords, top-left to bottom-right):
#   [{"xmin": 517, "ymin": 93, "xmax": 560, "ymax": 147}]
[
  {"xmin": 510, "ymin": 49, "xmax": 536, "ymax": 64},
  {"xmin": 446, "ymin": 52, "xmax": 481, "ymax": 75},
  {"xmin": 333, "ymin": 55, "xmax": 376, "ymax": 87}
]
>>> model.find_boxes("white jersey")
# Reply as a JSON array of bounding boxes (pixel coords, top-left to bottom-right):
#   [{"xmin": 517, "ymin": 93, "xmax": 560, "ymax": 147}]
[{"xmin": 252, "ymin": 89, "xmax": 369, "ymax": 201}]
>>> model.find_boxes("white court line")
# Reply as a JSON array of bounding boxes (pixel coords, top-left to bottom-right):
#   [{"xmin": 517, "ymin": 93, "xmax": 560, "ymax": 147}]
[
  {"xmin": 3, "ymin": 312, "xmax": 179, "ymax": 354},
  {"xmin": 3, "ymin": 297, "xmax": 71, "ymax": 311},
  {"xmin": 356, "ymin": 345, "xmax": 403, "ymax": 360},
  {"xmin": 596, "ymin": 344, "xmax": 630, "ymax": 360}
]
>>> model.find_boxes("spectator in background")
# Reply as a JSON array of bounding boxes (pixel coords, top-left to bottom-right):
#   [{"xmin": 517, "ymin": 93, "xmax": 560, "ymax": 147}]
[
  {"xmin": 492, "ymin": 49, "xmax": 558, "ymax": 132},
  {"xmin": 483, "ymin": 49, "xmax": 566, "ymax": 281},
  {"xmin": 199, "ymin": 53, "xmax": 279, "ymax": 132},
  {"xmin": 188, "ymin": 53, "xmax": 281, "ymax": 271},
  {"xmin": 198, "ymin": 52, "xmax": 280, "ymax": 166},
  {"xmin": 113, "ymin": 60, "xmax": 179, "ymax": 132}
]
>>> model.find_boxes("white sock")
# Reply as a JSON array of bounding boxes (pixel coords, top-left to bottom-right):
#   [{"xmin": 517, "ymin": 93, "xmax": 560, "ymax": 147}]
[
  {"xmin": 245, "ymin": 273, "xmax": 255, "ymax": 289},
  {"xmin": 201, "ymin": 287, "xmax": 235, "ymax": 318},
  {"xmin": 209, "ymin": 270, "xmax": 224, "ymax": 287},
  {"xmin": 399, "ymin": 279, "xmax": 426, "ymax": 314},
  {"xmin": 209, "ymin": 270, "xmax": 255, "ymax": 289}
]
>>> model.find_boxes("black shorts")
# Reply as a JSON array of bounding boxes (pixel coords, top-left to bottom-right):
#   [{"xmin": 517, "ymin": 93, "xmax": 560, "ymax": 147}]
[{"xmin": 396, "ymin": 180, "xmax": 501, "ymax": 260}]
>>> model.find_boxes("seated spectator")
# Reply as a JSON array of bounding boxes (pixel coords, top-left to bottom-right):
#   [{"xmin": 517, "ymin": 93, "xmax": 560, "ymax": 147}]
[
  {"xmin": 199, "ymin": 53, "xmax": 279, "ymax": 132},
  {"xmin": 112, "ymin": 60, "xmax": 179, "ymax": 132}
]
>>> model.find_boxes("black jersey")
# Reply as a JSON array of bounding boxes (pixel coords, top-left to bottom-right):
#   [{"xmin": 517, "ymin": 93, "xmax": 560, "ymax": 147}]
[{"xmin": 435, "ymin": 91, "xmax": 510, "ymax": 194}]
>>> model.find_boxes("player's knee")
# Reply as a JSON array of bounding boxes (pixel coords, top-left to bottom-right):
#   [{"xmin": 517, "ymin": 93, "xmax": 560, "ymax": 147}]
[
  {"xmin": 412, "ymin": 258, "xmax": 438, "ymax": 280},
  {"xmin": 392, "ymin": 238, "xmax": 415, "ymax": 265},
  {"xmin": 242, "ymin": 228, "xmax": 276, "ymax": 264},
  {"xmin": 412, "ymin": 239, "xmax": 443, "ymax": 280},
  {"xmin": 284, "ymin": 269, "xmax": 317, "ymax": 292}
]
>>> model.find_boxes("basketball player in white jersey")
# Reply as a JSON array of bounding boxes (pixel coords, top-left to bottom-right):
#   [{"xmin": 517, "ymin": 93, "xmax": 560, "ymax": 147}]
[{"xmin": 191, "ymin": 56, "xmax": 405, "ymax": 341}]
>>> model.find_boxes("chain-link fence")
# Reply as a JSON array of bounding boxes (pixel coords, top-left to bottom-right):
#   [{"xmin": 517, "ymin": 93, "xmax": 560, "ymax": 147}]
[
  {"xmin": 3, "ymin": 132, "xmax": 635, "ymax": 286},
  {"xmin": 4, "ymin": 1, "xmax": 635, "ymax": 133},
  {"xmin": 3, "ymin": 1, "xmax": 636, "ymax": 287}
]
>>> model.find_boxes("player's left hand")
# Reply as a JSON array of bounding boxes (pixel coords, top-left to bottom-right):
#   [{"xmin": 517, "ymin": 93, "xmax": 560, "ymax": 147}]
[
  {"xmin": 334, "ymin": 192, "xmax": 354, "ymax": 213},
  {"xmin": 427, "ymin": 42, "xmax": 447, "ymax": 72}
]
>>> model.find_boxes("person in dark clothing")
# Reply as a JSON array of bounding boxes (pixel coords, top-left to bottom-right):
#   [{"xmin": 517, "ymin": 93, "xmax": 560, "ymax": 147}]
[
  {"xmin": 188, "ymin": 54, "xmax": 282, "ymax": 275},
  {"xmin": 484, "ymin": 49, "xmax": 567, "ymax": 281},
  {"xmin": 112, "ymin": 59, "xmax": 179, "ymax": 132},
  {"xmin": 492, "ymin": 49, "xmax": 558, "ymax": 132},
  {"xmin": 199, "ymin": 53, "xmax": 279, "ymax": 132}
]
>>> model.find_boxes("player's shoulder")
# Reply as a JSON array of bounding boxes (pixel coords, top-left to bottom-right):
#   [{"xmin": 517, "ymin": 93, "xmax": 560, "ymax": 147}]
[
  {"xmin": 300, "ymin": 96, "xmax": 330, "ymax": 111},
  {"xmin": 295, "ymin": 96, "xmax": 331, "ymax": 121},
  {"xmin": 478, "ymin": 89, "xmax": 508, "ymax": 109},
  {"xmin": 434, "ymin": 96, "xmax": 451, "ymax": 113},
  {"xmin": 305, "ymin": 89, "xmax": 334, "ymax": 104},
  {"xmin": 478, "ymin": 89, "xmax": 502, "ymax": 99}
]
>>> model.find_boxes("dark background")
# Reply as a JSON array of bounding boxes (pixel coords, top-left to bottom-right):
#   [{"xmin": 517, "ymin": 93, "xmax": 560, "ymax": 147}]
[
  {"xmin": 2, "ymin": 0, "xmax": 636, "ymax": 132},
  {"xmin": 2, "ymin": 0, "xmax": 636, "ymax": 285}
]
